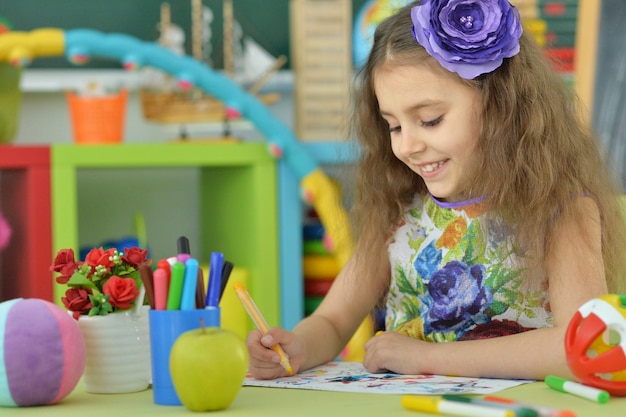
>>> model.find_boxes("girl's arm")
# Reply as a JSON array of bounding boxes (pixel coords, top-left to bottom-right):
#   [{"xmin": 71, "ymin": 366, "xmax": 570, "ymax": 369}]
[
  {"xmin": 364, "ymin": 196, "xmax": 607, "ymax": 380},
  {"xmin": 365, "ymin": 325, "xmax": 571, "ymax": 379},
  {"xmin": 246, "ymin": 245, "xmax": 390, "ymax": 379}
]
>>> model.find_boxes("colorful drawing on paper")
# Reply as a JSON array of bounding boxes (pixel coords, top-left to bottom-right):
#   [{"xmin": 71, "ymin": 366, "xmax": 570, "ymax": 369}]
[{"xmin": 244, "ymin": 362, "xmax": 533, "ymax": 395}]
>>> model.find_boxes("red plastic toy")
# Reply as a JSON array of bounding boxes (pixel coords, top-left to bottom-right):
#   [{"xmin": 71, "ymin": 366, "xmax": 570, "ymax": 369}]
[{"xmin": 565, "ymin": 293, "xmax": 626, "ymax": 396}]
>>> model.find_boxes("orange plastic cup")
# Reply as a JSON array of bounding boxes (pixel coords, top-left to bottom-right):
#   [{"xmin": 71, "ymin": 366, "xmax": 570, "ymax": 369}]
[{"xmin": 66, "ymin": 89, "xmax": 128, "ymax": 144}]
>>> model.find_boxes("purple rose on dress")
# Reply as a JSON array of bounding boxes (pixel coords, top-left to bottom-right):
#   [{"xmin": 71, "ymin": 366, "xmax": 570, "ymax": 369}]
[
  {"xmin": 411, "ymin": 0, "xmax": 523, "ymax": 79},
  {"xmin": 425, "ymin": 260, "xmax": 492, "ymax": 333}
]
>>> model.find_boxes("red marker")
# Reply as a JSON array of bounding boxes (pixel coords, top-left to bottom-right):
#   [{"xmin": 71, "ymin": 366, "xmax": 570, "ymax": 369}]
[{"xmin": 483, "ymin": 396, "xmax": 577, "ymax": 417}]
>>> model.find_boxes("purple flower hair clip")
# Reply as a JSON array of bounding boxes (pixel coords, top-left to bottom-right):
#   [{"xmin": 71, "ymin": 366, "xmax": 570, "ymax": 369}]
[{"xmin": 411, "ymin": 0, "xmax": 523, "ymax": 79}]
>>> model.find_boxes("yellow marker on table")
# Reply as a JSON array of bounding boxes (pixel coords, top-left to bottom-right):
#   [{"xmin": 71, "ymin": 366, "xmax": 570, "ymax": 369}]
[
  {"xmin": 401, "ymin": 395, "xmax": 515, "ymax": 417},
  {"xmin": 233, "ymin": 282, "xmax": 293, "ymax": 375}
]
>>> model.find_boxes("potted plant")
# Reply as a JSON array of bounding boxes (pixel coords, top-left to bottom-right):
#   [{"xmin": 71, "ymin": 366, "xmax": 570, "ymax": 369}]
[{"xmin": 50, "ymin": 246, "xmax": 152, "ymax": 394}]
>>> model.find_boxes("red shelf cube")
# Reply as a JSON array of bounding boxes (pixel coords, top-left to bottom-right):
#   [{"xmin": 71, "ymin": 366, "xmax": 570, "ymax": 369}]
[{"xmin": 0, "ymin": 145, "xmax": 52, "ymax": 301}]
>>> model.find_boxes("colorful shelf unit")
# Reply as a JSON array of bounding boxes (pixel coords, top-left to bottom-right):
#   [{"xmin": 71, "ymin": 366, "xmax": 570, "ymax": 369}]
[
  {"xmin": 278, "ymin": 141, "xmax": 355, "ymax": 330},
  {"xmin": 0, "ymin": 145, "xmax": 52, "ymax": 301},
  {"xmin": 50, "ymin": 142, "xmax": 279, "ymax": 326}
]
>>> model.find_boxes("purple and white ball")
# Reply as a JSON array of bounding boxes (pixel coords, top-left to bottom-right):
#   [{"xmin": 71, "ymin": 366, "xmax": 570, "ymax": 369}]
[{"xmin": 0, "ymin": 298, "xmax": 86, "ymax": 407}]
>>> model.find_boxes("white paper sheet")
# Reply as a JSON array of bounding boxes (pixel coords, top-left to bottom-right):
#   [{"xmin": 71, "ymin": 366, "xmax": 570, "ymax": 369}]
[{"xmin": 244, "ymin": 361, "xmax": 533, "ymax": 395}]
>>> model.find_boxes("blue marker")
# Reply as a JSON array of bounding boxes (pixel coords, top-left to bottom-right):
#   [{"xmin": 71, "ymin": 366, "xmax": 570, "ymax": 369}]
[
  {"xmin": 180, "ymin": 258, "xmax": 199, "ymax": 310},
  {"xmin": 205, "ymin": 252, "xmax": 224, "ymax": 307}
]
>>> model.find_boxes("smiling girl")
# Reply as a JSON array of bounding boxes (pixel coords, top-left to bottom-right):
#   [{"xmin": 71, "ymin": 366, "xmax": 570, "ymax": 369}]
[{"xmin": 245, "ymin": 0, "xmax": 626, "ymax": 381}]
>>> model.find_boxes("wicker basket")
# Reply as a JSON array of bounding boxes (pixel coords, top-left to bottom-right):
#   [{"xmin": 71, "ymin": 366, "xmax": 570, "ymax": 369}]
[{"xmin": 140, "ymin": 89, "xmax": 281, "ymax": 124}]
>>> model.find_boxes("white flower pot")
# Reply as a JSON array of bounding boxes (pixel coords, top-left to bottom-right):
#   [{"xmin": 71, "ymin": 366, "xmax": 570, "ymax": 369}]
[{"xmin": 75, "ymin": 305, "xmax": 151, "ymax": 394}]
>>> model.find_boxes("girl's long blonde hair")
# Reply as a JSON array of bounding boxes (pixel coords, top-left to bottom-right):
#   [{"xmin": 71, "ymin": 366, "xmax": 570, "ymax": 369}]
[{"xmin": 349, "ymin": 3, "xmax": 626, "ymax": 293}]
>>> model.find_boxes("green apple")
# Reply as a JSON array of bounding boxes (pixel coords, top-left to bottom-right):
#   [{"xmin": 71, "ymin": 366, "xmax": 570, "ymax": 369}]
[{"xmin": 169, "ymin": 325, "xmax": 249, "ymax": 411}]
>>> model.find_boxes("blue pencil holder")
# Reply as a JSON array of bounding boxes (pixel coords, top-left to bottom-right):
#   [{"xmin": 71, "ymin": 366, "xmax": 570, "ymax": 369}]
[{"xmin": 149, "ymin": 308, "xmax": 220, "ymax": 405}]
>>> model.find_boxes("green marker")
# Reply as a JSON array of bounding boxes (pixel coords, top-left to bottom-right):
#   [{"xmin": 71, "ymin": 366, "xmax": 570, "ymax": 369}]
[
  {"xmin": 442, "ymin": 395, "xmax": 538, "ymax": 417},
  {"xmin": 545, "ymin": 375, "xmax": 610, "ymax": 404},
  {"xmin": 166, "ymin": 261, "xmax": 185, "ymax": 310}
]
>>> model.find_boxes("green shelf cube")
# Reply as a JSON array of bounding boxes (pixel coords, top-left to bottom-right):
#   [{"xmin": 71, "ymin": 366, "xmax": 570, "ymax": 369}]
[{"xmin": 51, "ymin": 142, "xmax": 279, "ymax": 327}]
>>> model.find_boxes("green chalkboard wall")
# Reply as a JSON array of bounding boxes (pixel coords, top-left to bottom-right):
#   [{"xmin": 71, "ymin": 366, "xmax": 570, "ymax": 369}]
[{"xmin": 0, "ymin": 0, "xmax": 370, "ymax": 69}]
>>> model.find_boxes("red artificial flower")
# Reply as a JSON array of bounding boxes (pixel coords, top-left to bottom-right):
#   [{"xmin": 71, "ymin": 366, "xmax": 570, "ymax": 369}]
[
  {"xmin": 62, "ymin": 287, "xmax": 94, "ymax": 320},
  {"xmin": 121, "ymin": 247, "xmax": 149, "ymax": 268},
  {"xmin": 55, "ymin": 263, "xmax": 84, "ymax": 285},
  {"xmin": 49, "ymin": 248, "xmax": 81, "ymax": 284},
  {"xmin": 84, "ymin": 247, "xmax": 116, "ymax": 275},
  {"xmin": 103, "ymin": 276, "xmax": 140, "ymax": 310},
  {"xmin": 50, "ymin": 248, "xmax": 76, "ymax": 272},
  {"xmin": 53, "ymin": 245, "xmax": 148, "ymax": 318}
]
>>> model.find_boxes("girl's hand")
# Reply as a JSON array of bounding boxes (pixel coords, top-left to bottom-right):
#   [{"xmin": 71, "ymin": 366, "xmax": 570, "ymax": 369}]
[
  {"xmin": 363, "ymin": 331, "xmax": 430, "ymax": 374},
  {"xmin": 245, "ymin": 327, "xmax": 306, "ymax": 380}
]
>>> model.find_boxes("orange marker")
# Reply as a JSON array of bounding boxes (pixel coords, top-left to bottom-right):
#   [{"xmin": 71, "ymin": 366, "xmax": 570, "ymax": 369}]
[
  {"xmin": 157, "ymin": 259, "xmax": 171, "ymax": 285},
  {"xmin": 233, "ymin": 282, "xmax": 293, "ymax": 375}
]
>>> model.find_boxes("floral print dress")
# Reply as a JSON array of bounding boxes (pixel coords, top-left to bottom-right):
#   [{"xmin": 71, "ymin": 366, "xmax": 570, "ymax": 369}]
[{"xmin": 386, "ymin": 194, "xmax": 552, "ymax": 342}]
